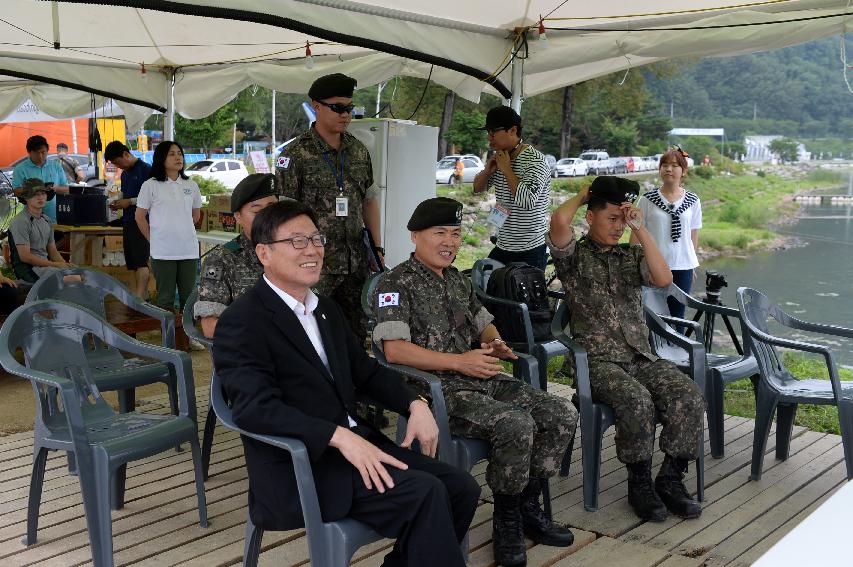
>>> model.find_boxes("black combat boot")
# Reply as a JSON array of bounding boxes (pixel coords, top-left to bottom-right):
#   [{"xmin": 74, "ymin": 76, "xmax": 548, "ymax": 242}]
[
  {"xmin": 519, "ymin": 479, "xmax": 574, "ymax": 547},
  {"xmin": 492, "ymin": 493, "xmax": 527, "ymax": 567},
  {"xmin": 626, "ymin": 460, "xmax": 668, "ymax": 522},
  {"xmin": 655, "ymin": 455, "xmax": 702, "ymax": 519}
]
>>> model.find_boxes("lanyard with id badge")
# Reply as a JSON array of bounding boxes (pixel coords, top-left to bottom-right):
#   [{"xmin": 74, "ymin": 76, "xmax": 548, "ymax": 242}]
[
  {"xmin": 486, "ymin": 202, "xmax": 510, "ymax": 229},
  {"xmin": 322, "ymin": 150, "xmax": 349, "ymax": 217}
]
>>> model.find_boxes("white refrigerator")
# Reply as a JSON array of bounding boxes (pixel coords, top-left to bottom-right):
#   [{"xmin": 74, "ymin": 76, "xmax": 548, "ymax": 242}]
[{"xmin": 348, "ymin": 119, "xmax": 438, "ymax": 269}]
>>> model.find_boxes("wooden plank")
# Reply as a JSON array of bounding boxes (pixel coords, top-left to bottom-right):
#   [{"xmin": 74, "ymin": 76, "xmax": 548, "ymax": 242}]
[
  {"xmin": 523, "ymin": 528, "xmax": 597, "ymax": 566},
  {"xmin": 551, "ymin": 536, "xmax": 668, "ymax": 567},
  {"xmin": 702, "ymin": 459, "xmax": 847, "ymax": 567}
]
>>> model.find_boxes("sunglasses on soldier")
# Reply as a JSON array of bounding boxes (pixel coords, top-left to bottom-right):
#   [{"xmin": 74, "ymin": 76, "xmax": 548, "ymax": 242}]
[{"xmin": 316, "ymin": 100, "xmax": 355, "ymax": 115}]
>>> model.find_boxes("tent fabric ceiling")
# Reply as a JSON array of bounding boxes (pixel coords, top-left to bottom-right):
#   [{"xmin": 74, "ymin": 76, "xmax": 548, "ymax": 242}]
[{"xmin": 0, "ymin": 0, "xmax": 849, "ymax": 121}]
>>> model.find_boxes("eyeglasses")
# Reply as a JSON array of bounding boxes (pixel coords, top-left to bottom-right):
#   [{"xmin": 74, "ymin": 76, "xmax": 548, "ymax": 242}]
[
  {"xmin": 264, "ymin": 233, "xmax": 327, "ymax": 249},
  {"xmin": 670, "ymin": 144, "xmax": 690, "ymax": 158},
  {"xmin": 316, "ymin": 100, "xmax": 355, "ymax": 115}
]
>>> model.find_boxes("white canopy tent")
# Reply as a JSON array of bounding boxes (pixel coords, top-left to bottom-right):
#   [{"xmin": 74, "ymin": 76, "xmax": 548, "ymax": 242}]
[{"xmin": 0, "ymin": 0, "xmax": 849, "ymax": 133}]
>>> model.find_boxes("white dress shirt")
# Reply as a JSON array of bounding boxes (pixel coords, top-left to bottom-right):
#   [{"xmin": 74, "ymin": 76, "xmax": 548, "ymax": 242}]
[{"xmin": 264, "ymin": 276, "xmax": 357, "ymax": 427}]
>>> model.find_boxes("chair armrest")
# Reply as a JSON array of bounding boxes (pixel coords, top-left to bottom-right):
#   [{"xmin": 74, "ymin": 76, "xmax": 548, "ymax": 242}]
[
  {"xmin": 658, "ymin": 314, "xmax": 705, "ymax": 345},
  {"xmin": 181, "ymin": 306, "xmax": 213, "ymax": 348},
  {"xmin": 645, "ymin": 309, "xmax": 706, "ymax": 389},
  {"xmin": 100, "ymin": 325, "xmax": 197, "ymax": 423},
  {"xmin": 510, "ymin": 352, "xmax": 539, "ymax": 388},
  {"xmin": 547, "ymin": 290, "xmax": 566, "ymax": 301},
  {"xmin": 789, "ymin": 319, "xmax": 853, "ymax": 340},
  {"xmin": 473, "ymin": 287, "xmax": 535, "ymax": 352}
]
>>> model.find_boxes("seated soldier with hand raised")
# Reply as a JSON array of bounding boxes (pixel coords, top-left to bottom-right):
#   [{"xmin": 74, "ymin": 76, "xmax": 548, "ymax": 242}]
[
  {"xmin": 548, "ymin": 176, "xmax": 705, "ymax": 522},
  {"xmin": 373, "ymin": 197, "xmax": 578, "ymax": 567}
]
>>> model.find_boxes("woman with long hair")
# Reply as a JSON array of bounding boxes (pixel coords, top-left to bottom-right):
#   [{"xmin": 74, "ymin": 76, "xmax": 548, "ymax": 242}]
[
  {"xmin": 632, "ymin": 146, "xmax": 703, "ymax": 319},
  {"xmin": 135, "ymin": 141, "xmax": 201, "ymax": 311}
]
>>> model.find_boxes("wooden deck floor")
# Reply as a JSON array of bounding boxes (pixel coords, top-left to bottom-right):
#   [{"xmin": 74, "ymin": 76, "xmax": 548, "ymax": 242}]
[{"xmin": 0, "ymin": 381, "xmax": 846, "ymax": 566}]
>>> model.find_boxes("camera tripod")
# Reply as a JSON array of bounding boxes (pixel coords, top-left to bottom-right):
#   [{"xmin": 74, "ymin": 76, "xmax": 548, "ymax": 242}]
[{"xmin": 687, "ymin": 271, "xmax": 744, "ymax": 355}]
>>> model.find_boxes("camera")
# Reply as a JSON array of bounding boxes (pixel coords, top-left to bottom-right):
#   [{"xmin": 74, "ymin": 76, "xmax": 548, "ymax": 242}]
[{"xmin": 705, "ymin": 270, "xmax": 728, "ymax": 297}]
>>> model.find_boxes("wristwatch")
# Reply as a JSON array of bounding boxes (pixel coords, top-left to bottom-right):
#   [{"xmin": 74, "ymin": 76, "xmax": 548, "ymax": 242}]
[
  {"xmin": 375, "ymin": 246, "xmax": 385, "ymax": 255},
  {"xmin": 411, "ymin": 395, "xmax": 430, "ymax": 408}
]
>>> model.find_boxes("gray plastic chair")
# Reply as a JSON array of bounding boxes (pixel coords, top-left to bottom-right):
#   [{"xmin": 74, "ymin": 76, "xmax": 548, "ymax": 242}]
[
  {"xmin": 362, "ymin": 273, "xmax": 552, "ymax": 522},
  {"xmin": 181, "ymin": 290, "xmax": 217, "ymax": 480},
  {"xmin": 27, "ymin": 267, "xmax": 178, "ymax": 417},
  {"xmin": 0, "ymin": 300, "xmax": 208, "ymax": 567},
  {"xmin": 210, "ymin": 370, "xmax": 382, "ymax": 567},
  {"xmin": 470, "ymin": 258, "xmax": 568, "ymax": 390},
  {"xmin": 551, "ymin": 301, "xmax": 705, "ymax": 511},
  {"xmin": 737, "ymin": 287, "xmax": 853, "ymax": 480},
  {"xmin": 643, "ymin": 285, "xmax": 758, "ymax": 458}
]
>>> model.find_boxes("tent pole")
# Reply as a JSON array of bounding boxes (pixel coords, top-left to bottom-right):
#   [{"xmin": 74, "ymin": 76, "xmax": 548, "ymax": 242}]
[
  {"xmin": 271, "ymin": 89, "xmax": 276, "ymax": 156},
  {"xmin": 164, "ymin": 69, "xmax": 176, "ymax": 141},
  {"xmin": 509, "ymin": 55, "xmax": 523, "ymax": 113}
]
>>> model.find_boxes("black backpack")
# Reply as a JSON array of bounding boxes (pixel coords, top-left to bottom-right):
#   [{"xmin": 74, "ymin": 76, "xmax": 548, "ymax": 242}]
[{"xmin": 485, "ymin": 262, "xmax": 553, "ymax": 343}]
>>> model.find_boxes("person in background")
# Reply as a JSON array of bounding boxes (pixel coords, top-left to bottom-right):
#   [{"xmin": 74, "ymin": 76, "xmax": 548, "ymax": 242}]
[
  {"xmin": 276, "ymin": 73, "xmax": 381, "ymax": 341},
  {"xmin": 632, "ymin": 146, "xmax": 702, "ymax": 320},
  {"xmin": 56, "ymin": 143, "xmax": 85, "ymax": 183},
  {"xmin": 12, "ymin": 135, "xmax": 70, "ymax": 223},
  {"xmin": 472, "ymin": 106, "xmax": 552, "ymax": 271},
  {"xmin": 135, "ymin": 141, "xmax": 201, "ymax": 312},
  {"xmin": 104, "ymin": 141, "xmax": 152, "ymax": 298},
  {"xmin": 453, "ymin": 157, "xmax": 464, "ymax": 188},
  {"xmin": 195, "ymin": 173, "xmax": 278, "ymax": 338},
  {"xmin": 9, "ymin": 179, "xmax": 77, "ymax": 281}
]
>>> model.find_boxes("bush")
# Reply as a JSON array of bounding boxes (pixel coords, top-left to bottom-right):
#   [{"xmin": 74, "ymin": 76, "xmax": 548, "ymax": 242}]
[
  {"xmin": 192, "ymin": 175, "xmax": 229, "ymax": 196},
  {"xmin": 693, "ymin": 165, "xmax": 714, "ymax": 179},
  {"xmin": 805, "ymin": 169, "xmax": 843, "ymax": 184},
  {"xmin": 756, "ymin": 170, "xmax": 766, "ymax": 178}
]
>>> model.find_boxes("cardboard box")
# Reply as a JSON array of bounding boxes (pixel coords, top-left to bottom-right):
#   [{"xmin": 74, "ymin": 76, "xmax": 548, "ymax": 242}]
[
  {"xmin": 207, "ymin": 194, "xmax": 231, "ymax": 212},
  {"xmin": 208, "ymin": 210, "xmax": 238, "ymax": 232},
  {"xmin": 195, "ymin": 208, "xmax": 209, "ymax": 233},
  {"xmin": 104, "ymin": 236, "xmax": 123, "ymax": 251}
]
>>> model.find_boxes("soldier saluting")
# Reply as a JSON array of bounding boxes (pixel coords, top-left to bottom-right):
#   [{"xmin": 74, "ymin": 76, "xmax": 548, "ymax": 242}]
[{"xmin": 276, "ymin": 73, "xmax": 381, "ymax": 339}]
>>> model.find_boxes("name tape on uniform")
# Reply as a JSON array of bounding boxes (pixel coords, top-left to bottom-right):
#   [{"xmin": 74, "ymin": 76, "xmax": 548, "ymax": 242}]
[{"xmin": 378, "ymin": 292, "xmax": 399, "ymax": 307}]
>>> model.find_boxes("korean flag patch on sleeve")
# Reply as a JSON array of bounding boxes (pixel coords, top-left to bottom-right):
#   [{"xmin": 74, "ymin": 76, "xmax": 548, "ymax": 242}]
[
  {"xmin": 276, "ymin": 156, "xmax": 291, "ymax": 169},
  {"xmin": 378, "ymin": 292, "xmax": 399, "ymax": 308}
]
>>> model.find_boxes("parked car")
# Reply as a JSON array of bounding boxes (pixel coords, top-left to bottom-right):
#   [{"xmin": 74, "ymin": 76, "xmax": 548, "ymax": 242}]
[
  {"xmin": 553, "ymin": 158, "xmax": 589, "ymax": 177},
  {"xmin": 186, "ymin": 158, "xmax": 249, "ymax": 189},
  {"xmin": 2, "ymin": 153, "xmax": 96, "ymax": 183},
  {"xmin": 435, "ymin": 155, "xmax": 484, "ymax": 184},
  {"xmin": 629, "ymin": 156, "xmax": 645, "ymax": 172},
  {"xmin": 579, "ymin": 150, "xmax": 611, "ymax": 175},
  {"xmin": 611, "ymin": 158, "xmax": 629, "ymax": 174}
]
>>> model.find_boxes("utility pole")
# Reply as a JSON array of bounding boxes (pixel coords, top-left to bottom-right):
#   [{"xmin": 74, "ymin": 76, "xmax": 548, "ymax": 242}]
[
  {"xmin": 753, "ymin": 102, "xmax": 757, "ymax": 121},
  {"xmin": 271, "ymin": 89, "xmax": 276, "ymax": 156},
  {"xmin": 376, "ymin": 82, "xmax": 386, "ymax": 117},
  {"xmin": 670, "ymin": 100, "xmax": 674, "ymax": 119}
]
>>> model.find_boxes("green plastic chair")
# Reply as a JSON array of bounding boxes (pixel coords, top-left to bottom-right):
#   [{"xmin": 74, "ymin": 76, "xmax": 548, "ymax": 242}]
[{"xmin": 0, "ymin": 300, "xmax": 208, "ymax": 567}]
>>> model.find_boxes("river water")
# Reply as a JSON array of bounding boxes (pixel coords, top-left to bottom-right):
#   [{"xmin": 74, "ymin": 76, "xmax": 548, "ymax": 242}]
[{"xmin": 698, "ymin": 171, "xmax": 853, "ymax": 368}]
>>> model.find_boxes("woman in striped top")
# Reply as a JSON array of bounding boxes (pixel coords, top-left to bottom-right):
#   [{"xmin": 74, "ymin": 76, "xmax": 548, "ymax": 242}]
[{"xmin": 473, "ymin": 106, "xmax": 552, "ymax": 270}]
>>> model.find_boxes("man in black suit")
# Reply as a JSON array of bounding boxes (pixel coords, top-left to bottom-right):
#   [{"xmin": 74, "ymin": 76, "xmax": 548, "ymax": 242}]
[{"xmin": 212, "ymin": 200, "xmax": 480, "ymax": 567}]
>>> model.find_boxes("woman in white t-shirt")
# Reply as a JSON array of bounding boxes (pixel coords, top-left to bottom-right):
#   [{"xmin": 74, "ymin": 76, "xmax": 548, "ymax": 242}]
[
  {"xmin": 135, "ymin": 141, "xmax": 202, "ymax": 311},
  {"xmin": 631, "ymin": 146, "xmax": 702, "ymax": 319}
]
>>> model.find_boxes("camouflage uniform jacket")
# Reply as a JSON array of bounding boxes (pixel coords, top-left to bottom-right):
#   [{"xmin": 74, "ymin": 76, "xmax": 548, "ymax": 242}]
[
  {"xmin": 275, "ymin": 126, "xmax": 377, "ymax": 276},
  {"xmin": 373, "ymin": 256, "xmax": 502, "ymax": 393},
  {"xmin": 548, "ymin": 231, "xmax": 657, "ymax": 363},
  {"xmin": 195, "ymin": 232, "xmax": 263, "ymax": 319}
]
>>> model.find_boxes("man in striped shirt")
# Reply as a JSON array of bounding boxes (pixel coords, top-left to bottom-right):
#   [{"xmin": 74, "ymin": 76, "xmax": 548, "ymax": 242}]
[{"xmin": 473, "ymin": 106, "xmax": 552, "ymax": 270}]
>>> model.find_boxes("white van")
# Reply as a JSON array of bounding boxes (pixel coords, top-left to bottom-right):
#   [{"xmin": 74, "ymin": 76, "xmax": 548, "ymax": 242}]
[{"xmin": 579, "ymin": 150, "xmax": 611, "ymax": 175}]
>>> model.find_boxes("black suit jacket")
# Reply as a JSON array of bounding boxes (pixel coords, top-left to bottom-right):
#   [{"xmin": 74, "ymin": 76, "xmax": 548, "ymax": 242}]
[{"xmin": 212, "ymin": 279, "xmax": 419, "ymax": 530}]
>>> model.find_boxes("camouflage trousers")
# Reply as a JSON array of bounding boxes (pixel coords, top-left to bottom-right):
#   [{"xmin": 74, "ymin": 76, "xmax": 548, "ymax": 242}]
[
  {"xmin": 445, "ymin": 375, "xmax": 577, "ymax": 495},
  {"xmin": 589, "ymin": 357, "xmax": 705, "ymax": 464},
  {"xmin": 316, "ymin": 271, "xmax": 369, "ymax": 342}
]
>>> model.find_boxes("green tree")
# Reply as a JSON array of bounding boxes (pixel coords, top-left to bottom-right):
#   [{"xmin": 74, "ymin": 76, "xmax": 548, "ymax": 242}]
[
  {"xmin": 175, "ymin": 104, "xmax": 237, "ymax": 152},
  {"xmin": 769, "ymin": 137, "xmax": 800, "ymax": 163},
  {"xmin": 602, "ymin": 118, "xmax": 639, "ymax": 155},
  {"xmin": 444, "ymin": 110, "xmax": 488, "ymax": 154}
]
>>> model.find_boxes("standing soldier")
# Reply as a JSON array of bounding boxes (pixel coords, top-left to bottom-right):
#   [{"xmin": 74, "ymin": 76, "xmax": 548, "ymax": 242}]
[
  {"xmin": 276, "ymin": 73, "xmax": 381, "ymax": 339},
  {"xmin": 195, "ymin": 173, "xmax": 279, "ymax": 338},
  {"xmin": 548, "ymin": 176, "xmax": 705, "ymax": 523}
]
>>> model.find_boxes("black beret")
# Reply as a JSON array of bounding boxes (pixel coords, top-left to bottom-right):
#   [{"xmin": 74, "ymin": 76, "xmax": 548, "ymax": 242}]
[
  {"xmin": 308, "ymin": 73, "xmax": 357, "ymax": 101},
  {"xmin": 479, "ymin": 105, "xmax": 522, "ymax": 130},
  {"xmin": 407, "ymin": 197, "xmax": 463, "ymax": 231},
  {"xmin": 589, "ymin": 176, "xmax": 639, "ymax": 206},
  {"xmin": 230, "ymin": 173, "xmax": 278, "ymax": 212}
]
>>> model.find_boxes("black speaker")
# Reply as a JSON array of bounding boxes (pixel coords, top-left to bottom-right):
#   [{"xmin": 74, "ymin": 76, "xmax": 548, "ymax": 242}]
[{"xmin": 56, "ymin": 193, "xmax": 108, "ymax": 226}]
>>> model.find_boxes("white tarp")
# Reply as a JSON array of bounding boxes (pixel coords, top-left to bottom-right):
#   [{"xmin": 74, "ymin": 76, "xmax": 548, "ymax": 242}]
[{"xmin": 0, "ymin": 0, "xmax": 849, "ymax": 120}]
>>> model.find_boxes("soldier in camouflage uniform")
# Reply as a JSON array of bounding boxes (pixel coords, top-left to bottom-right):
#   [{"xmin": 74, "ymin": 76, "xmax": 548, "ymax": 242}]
[
  {"xmin": 195, "ymin": 174, "xmax": 279, "ymax": 338},
  {"xmin": 276, "ymin": 73, "xmax": 381, "ymax": 340},
  {"xmin": 548, "ymin": 176, "xmax": 705, "ymax": 523},
  {"xmin": 374, "ymin": 197, "xmax": 577, "ymax": 567}
]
